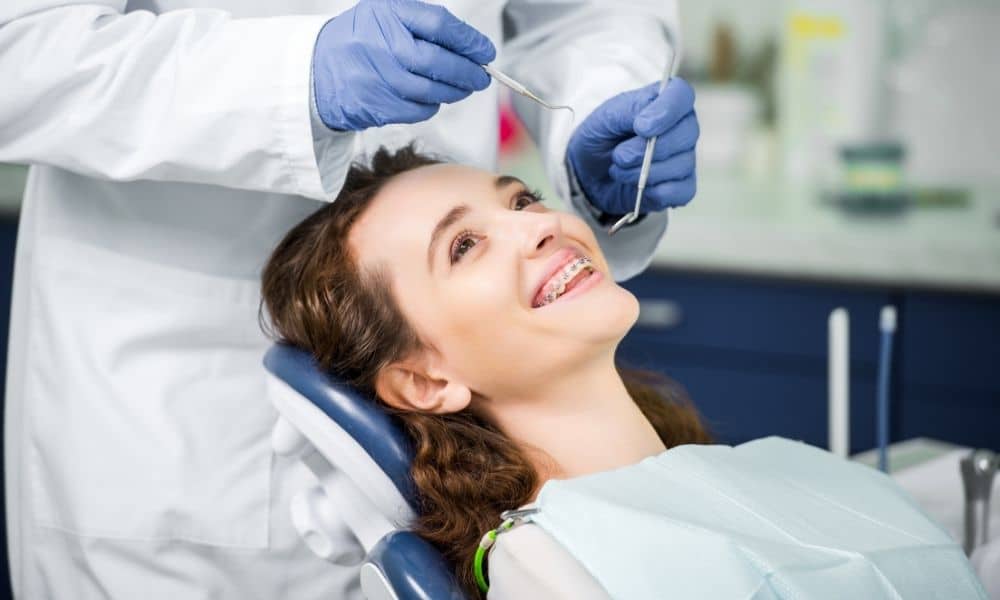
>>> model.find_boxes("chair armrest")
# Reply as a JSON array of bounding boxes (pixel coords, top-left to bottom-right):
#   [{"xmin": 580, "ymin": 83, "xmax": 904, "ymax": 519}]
[{"xmin": 362, "ymin": 530, "xmax": 467, "ymax": 600}]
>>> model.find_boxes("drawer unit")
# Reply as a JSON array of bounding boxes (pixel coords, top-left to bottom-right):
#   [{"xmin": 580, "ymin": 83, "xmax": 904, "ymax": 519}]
[
  {"xmin": 619, "ymin": 270, "xmax": 887, "ymax": 450},
  {"xmin": 622, "ymin": 271, "xmax": 890, "ymax": 363},
  {"xmin": 618, "ymin": 271, "xmax": 998, "ymax": 451},
  {"xmin": 0, "ymin": 214, "xmax": 14, "ymax": 600},
  {"xmin": 618, "ymin": 336, "xmax": 878, "ymax": 452},
  {"xmin": 898, "ymin": 384, "xmax": 998, "ymax": 450},
  {"xmin": 901, "ymin": 292, "xmax": 1000, "ymax": 392},
  {"xmin": 897, "ymin": 291, "xmax": 1000, "ymax": 449},
  {"xmin": 0, "ymin": 216, "xmax": 15, "ymax": 409}
]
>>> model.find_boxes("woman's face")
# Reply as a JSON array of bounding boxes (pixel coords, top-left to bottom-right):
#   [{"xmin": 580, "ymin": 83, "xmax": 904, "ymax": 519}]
[{"xmin": 349, "ymin": 163, "xmax": 639, "ymax": 400}]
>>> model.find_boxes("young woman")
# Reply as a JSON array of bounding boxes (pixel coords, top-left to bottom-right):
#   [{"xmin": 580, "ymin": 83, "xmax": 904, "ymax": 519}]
[
  {"xmin": 260, "ymin": 144, "xmax": 709, "ymax": 596},
  {"xmin": 260, "ymin": 146, "xmax": 985, "ymax": 600}
]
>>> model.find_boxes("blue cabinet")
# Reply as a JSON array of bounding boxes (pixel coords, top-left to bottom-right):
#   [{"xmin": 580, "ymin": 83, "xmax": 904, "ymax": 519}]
[
  {"xmin": 897, "ymin": 293, "xmax": 1000, "ymax": 449},
  {"xmin": 617, "ymin": 270, "xmax": 999, "ymax": 452},
  {"xmin": 623, "ymin": 272, "xmax": 888, "ymax": 361},
  {"xmin": 0, "ymin": 214, "xmax": 14, "ymax": 600}
]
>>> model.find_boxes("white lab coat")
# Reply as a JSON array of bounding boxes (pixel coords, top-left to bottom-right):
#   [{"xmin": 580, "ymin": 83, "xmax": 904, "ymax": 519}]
[{"xmin": 0, "ymin": 1, "xmax": 677, "ymax": 598}]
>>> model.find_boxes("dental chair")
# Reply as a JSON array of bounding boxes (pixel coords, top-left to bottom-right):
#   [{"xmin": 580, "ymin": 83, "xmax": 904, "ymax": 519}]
[{"xmin": 263, "ymin": 344, "xmax": 468, "ymax": 600}]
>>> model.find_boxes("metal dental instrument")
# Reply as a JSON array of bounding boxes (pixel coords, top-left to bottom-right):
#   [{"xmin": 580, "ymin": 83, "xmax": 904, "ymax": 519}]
[
  {"xmin": 607, "ymin": 50, "xmax": 678, "ymax": 236},
  {"xmin": 483, "ymin": 64, "xmax": 575, "ymax": 118},
  {"xmin": 960, "ymin": 449, "xmax": 998, "ymax": 556}
]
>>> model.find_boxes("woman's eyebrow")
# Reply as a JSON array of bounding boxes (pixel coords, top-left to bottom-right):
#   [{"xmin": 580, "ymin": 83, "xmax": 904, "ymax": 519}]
[
  {"xmin": 427, "ymin": 204, "xmax": 470, "ymax": 271},
  {"xmin": 426, "ymin": 176, "xmax": 525, "ymax": 271},
  {"xmin": 494, "ymin": 174, "xmax": 525, "ymax": 189}
]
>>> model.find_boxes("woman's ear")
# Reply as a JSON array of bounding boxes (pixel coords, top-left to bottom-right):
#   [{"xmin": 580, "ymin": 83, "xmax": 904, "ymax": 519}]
[{"xmin": 375, "ymin": 358, "xmax": 471, "ymax": 414}]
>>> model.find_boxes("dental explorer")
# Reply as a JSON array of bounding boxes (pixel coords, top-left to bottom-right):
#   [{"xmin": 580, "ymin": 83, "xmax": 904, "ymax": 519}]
[
  {"xmin": 482, "ymin": 64, "xmax": 575, "ymax": 117},
  {"xmin": 608, "ymin": 49, "xmax": 678, "ymax": 236}
]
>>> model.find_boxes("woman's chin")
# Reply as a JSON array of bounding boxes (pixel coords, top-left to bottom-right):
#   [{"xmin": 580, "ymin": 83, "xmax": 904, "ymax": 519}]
[{"xmin": 538, "ymin": 278, "xmax": 639, "ymax": 337}]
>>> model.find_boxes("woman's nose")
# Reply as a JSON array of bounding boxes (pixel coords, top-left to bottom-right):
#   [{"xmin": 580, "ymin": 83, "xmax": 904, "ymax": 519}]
[{"xmin": 520, "ymin": 211, "xmax": 563, "ymax": 257}]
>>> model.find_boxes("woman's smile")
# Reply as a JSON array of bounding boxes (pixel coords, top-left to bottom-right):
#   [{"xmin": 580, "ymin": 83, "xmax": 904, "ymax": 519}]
[
  {"xmin": 531, "ymin": 247, "xmax": 602, "ymax": 309},
  {"xmin": 534, "ymin": 268, "xmax": 604, "ymax": 310}
]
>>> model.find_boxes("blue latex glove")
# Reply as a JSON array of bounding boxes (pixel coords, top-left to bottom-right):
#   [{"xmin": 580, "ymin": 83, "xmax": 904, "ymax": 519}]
[
  {"xmin": 567, "ymin": 78, "xmax": 699, "ymax": 216},
  {"xmin": 313, "ymin": 0, "xmax": 496, "ymax": 131}
]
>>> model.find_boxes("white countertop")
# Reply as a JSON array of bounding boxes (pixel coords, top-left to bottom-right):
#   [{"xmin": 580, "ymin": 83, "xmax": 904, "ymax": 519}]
[{"xmin": 650, "ymin": 174, "xmax": 1000, "ymax": 294}]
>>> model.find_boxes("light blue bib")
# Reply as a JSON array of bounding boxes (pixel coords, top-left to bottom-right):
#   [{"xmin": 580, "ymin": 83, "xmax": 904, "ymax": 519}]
[{"xmin": 528, "ymin": 437, "xmax": 986, "ymax": 600}]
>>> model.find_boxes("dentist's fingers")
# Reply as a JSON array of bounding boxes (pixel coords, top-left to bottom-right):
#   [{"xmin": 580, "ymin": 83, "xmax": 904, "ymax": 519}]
[
  {"xmin": 632, "ymin": 77, "xmax": 696, "ymax": 138},
  {"xmin": 582, "ymin": 83, "xmax": 660, "ymax": 144},
  {"xmin": 394, "ymin": 0, "xmax": 496, "ymax": 65},
  {"xmin": 608, "ymin": 150, "xmax": 696, "ymax": 186},
  {"xmin": 393, "ymin": 38, "xmax": 491, "ymax": 91},
  {"xmin": 366, "ymin": 96, "xmax": 441, "ymax": 126},
  {"xmin": 643, "ymin": 174, "xmax": 697, "ymax": 209},
  {"xmin": 365, "ymin": 34, "xmax": 471, "ymax": 105},
  {"xmin": 377, "ymin": 5, "xmax": 490, "ymax": 92},
  {"xmin": 381, "ymin": 53, "xmax": 474, "ymax": 103},
  {"xmin": 611, "ymin": 112, "xmax": 699, "ymax": 169}
]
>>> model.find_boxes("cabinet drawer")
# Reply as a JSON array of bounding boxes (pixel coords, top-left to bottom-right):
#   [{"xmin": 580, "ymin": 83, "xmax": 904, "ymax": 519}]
[
  {"xmin": 901, "ymin": 292, "xmax": 1000, "ymax": 392},
  {"xmin": 900, "ymin": 384, "xmax": 999, "ymax": 450},
  {"xmin": 618, "ymin": 340, "xmax": 878, "ymax": 453},
  {"xmin": 622, "ymin": 271, "xmax": 889, "ymax": 363}
]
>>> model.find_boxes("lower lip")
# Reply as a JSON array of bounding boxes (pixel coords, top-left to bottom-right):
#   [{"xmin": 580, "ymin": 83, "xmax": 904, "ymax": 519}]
[{"xmin": 536, "ymin": 269, "xmax": 604, "ymax": 309}]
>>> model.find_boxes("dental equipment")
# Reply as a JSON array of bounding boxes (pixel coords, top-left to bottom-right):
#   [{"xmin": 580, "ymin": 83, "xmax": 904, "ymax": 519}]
[
  {"xmin": 482, "ymin": 64, "xmax": 575, "ymax": 117},
  {"xmin": 828, "ymin": 308, "xmax": 850, "ymax": 459},
  {"xmin": 960, "ymin": 449, "xmax": 998, "ymax": 556},
  {"xmin": 877, "ymin": 306, "xmax": 897, "ymax": 473},
  {"xmin": 608, "ymin": 49, "xmax": 678, "ymax": 236}
]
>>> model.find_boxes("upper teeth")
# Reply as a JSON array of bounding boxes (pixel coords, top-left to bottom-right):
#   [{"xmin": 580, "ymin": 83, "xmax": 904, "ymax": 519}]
[{"xmin": 539, "ymin": 257, "xmax": 593, "ymax": 306}]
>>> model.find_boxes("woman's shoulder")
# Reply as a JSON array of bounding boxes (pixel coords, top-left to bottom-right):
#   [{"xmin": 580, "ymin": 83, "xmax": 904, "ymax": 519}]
[{"xmin": 487, "ymin": 522, "xmax": 609, "ymax": 600}]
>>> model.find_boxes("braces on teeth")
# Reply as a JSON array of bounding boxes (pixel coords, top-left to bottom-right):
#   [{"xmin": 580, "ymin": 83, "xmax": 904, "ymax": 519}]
[{"xmin": 540, "ymin": 257, "xmax": 593, "ymax": 306}]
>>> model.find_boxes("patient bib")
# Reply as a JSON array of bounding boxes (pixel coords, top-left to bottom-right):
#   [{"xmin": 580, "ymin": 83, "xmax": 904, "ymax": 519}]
[{"xmin": 527, "ymin": 437, "xmax": 987, "ymax": 600}]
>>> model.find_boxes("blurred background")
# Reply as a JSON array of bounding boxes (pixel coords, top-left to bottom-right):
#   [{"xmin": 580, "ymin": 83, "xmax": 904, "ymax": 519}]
[{"xmin": 0, "ymin": 0, "xmax": 997, "ymax": 592}]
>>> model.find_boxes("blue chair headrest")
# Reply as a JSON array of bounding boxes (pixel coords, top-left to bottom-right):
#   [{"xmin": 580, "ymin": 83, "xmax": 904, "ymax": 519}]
[{"xmin": 263, "ymin": 344, "xmax": 417, "ymax": 503}]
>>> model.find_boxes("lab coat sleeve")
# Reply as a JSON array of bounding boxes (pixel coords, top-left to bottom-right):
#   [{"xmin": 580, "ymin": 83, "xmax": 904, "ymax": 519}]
[
  {"xmin": 487, "ymin": 523, "xmax": 610, "ymax": 600},
  {"xmin": 0, "ymin": 1, "xmax": 355, "ymax": 201},
  {"xmin": 500, "ymin": 0, "xmax": 680, "ymax": 280},
  {"xmin": 309, "ymin": 68, "xmax": 356, "ymax": 196}
]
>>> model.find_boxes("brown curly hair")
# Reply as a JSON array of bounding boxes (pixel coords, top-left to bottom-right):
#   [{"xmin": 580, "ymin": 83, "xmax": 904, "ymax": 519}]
[{"xmin": 260, "ymin": 144, "xmax": 711, "ymax": 598}]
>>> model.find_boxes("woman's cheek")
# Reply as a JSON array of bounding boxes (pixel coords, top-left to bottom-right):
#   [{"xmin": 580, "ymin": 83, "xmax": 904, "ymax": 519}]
[
  {"xmin": 563, "ymin": 215, "xmax": 608, "ymax": 271},
  {"xmin": 434, "ymin": 279, "xmax": 499, "ymax": 343},
  {"xmin": 467, "ymin": 268, "xmax": 515, "ymax": 312}
]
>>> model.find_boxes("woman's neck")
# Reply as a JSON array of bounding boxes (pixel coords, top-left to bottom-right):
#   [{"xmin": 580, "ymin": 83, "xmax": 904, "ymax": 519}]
[{"xmin": 484, "ymin": 354, "xmax": 666, "ymax": 486}]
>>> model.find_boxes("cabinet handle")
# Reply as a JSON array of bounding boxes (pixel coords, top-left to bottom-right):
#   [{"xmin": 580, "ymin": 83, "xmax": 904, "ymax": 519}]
[{"xmin": 636, "ymin": 298, "xmax": 683, "ymax": 329}]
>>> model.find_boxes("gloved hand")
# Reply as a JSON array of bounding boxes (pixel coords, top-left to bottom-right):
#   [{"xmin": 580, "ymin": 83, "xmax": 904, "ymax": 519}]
[
  {"xmin": 313, "ymin": 0, "xmax": 496, "ymax": 131},
  {"xmin": 567, "ymin": 78, "xmax": 699, "ymax": 216}
]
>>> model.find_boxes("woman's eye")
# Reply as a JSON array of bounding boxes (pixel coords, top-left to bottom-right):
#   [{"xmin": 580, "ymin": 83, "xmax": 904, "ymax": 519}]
[
  {"xmin": 513, "ymin": 190, "xmax": 543, "ymax": 210},
  {"xmin": 447, "ymin": 190, "xmax": 543, "ymax": 265},
  {"xmin": 450, "ymin": 232, "xmax": 480, "ymax": 264}
]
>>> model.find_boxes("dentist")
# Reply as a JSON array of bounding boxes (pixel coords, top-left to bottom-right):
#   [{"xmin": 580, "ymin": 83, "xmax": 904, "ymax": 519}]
[{"xmin": 0, "ymin": 0, "xmax": 698, "ymax": 598}]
